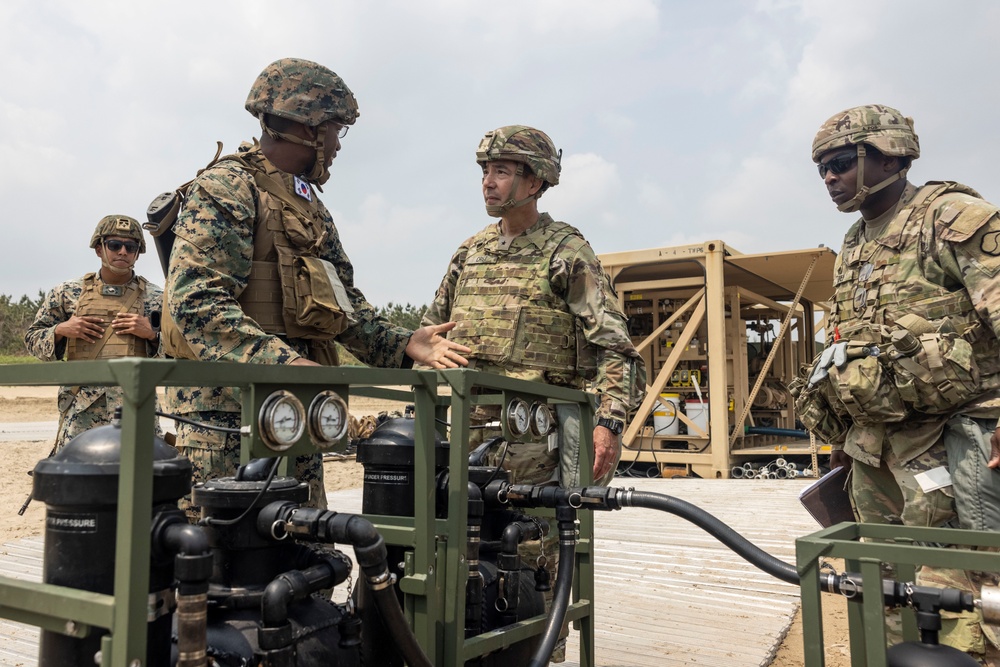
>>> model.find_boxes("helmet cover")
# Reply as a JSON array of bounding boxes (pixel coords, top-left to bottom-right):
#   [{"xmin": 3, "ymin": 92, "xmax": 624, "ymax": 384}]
[
  {"xmin": 476, "ymin": 125, "xmax": 562, "ymax": 187},
  {"xmin": 245, "ymin": 57, "xmax": 359, "ymax": 127},
  {"xmin": 89, "ymin": 215, "xmax": 146, "ymax": 254},
  {"xmin": 812, "ymin": 104, "xmax": 919, "ymax": 162}
]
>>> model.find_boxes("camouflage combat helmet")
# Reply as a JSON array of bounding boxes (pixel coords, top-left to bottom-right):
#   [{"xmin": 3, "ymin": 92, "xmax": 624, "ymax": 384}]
[
  {"xmin": 245, "ymin": 58, "xmax": 359, "ymax": 186},
  {"xmin": 477, "ymin": 125, "xmax": 562, "ymax": 217},
  {"xmin": 811, "ymin": 105, "xmax": 919, "ymax": 213},
  {"xmin": 89, "ymin": 215, "xmax": 146, "ymax": 254},
  {"xmin": 811, "ymin": 104, "xmax": 919, "ymax": 163},
  {"xmin": 245, "ymin": 57, "xmax": 359, "ymax": 128}
]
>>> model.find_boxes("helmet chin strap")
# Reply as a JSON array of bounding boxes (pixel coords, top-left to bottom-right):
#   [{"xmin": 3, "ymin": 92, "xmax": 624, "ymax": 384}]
[
  {"xmin": 485, "ymin": 164, "xmax": 537, "ymax": 218},
  {"xmin": 258, "ymin": 117, "xmax": 331, "ymax": 188},
  {"xmin": 99, "ymin": 244, "xmax": 134, "ymax": 277},
  {"xmin": 837, "ymin": 144, "xmax": 909, "ymax": 213}
]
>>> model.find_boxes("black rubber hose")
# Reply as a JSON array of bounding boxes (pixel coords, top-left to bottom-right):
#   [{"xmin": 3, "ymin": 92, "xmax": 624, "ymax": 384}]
[
  {"xmin": 627, "ymin": 490, "xmax": 799, "ymax": 585},
  {"xmin": 365, "ymin": 581, "xmax": 432, "ymax": 667},
  {"xmin": 528, "ymin": 507, "xmax": 577, "ymax": 667}
]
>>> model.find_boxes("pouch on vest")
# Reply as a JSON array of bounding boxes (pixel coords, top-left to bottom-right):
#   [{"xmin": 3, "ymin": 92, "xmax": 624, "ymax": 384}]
[
  {"xmin": 825, "ymin": 354, "xmax": 910, "ymax": 425},
  {"xmin": 889, "ymin": 315, "xmax": 980, "ymax": 414},
  {"xmin": 289, "ymin": 255, "xmax": 353, "ymax": 339},
  {"xmin": 789, "ymin": 373, "xmax": 849, "ymax": 445}
]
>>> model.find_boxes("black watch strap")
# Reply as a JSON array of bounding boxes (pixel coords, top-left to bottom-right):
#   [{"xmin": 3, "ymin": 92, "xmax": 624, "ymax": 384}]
[{"xmin": 597, "ymin": 417, "xmax": 625, "ymax": 435}]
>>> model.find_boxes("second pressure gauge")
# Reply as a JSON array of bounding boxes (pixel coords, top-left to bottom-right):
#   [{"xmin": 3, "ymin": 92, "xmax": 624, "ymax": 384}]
[
  {"xmin": 309, "ymin": 390, "xmax": 349, "ymax": 446},
  {"xmin": 530, "ymin": 403, "xmax": 556, "ymax": 437},
  {"xmin": 259, "ymin": 390, "xmax": 306, "ymax": 451}
]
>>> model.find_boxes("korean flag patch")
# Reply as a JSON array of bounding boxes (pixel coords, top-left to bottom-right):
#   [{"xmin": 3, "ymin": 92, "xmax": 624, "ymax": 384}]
[{"xmin": 293, "ymin": 176, "xmax": 313, "ymax": 202}]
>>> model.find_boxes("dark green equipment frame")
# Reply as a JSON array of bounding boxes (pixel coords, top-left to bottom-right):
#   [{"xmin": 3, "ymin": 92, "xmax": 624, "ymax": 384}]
[
  {"xmin": 0, "ymin": 359, "xmax": 598, "ymax": 667},
  {"xmin": 797, "ymin": 520, "xmax": 1000, "ymax": 666}
]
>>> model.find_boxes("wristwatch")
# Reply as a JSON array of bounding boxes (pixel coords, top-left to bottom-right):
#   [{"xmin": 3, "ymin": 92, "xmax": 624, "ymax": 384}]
[{"xmin": 596, "ymin": 417, "xmax": 625, "ymax": 435}]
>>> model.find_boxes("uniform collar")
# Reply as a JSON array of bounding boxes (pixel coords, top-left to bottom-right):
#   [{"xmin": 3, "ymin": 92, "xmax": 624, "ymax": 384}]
[{"xmin": 490, "ymin": 212, "xmax": 554, "ymax": 250}]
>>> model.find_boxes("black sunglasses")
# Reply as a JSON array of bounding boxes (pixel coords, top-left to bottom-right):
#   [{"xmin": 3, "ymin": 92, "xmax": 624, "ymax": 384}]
[
  {"xmin": 817, "ymin": 154, "xmax": 858, "ymax": 178},
  {"xmin": 104, "ymin": 239, "xmax": 140, "ymax": 253}
]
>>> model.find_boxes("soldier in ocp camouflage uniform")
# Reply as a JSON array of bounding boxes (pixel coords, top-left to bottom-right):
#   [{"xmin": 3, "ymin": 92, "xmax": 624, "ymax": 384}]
[
  {"xmin": 423, "ymin": 125, "xmax": 645, "ymax": 662},
  {"xmin": 810, "ymin": 104, "xmax": 1000, "ymax": 663},
  {"xmin": 164, "ymin": 58, "xmax": 469, "ymax": 517},
  {"xmin": 25, "ymin": 215, "xmax": 164, "ymax": 449}
]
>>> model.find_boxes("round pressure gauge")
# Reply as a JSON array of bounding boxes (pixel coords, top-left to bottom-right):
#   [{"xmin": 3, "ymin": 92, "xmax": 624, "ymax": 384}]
[
  {"xmin": 530, "ymin": 403, "xmax": 556, "ymax": 438},
  {"xmin": 308, "ymin": 390, "xmax": 349, "ymax": 446},
  {"xmin": 259, "ymin": 390, "xmax": 306, "ymax": 451},
  {"xmin": 505, "ymin": 398, "xmax": 531, "ymax": 437}
]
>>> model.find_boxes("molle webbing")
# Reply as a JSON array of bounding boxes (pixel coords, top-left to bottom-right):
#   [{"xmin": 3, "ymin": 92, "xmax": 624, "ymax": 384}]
[
  {"xmin": 450, "ymin": 222, "xmax": 579, "ymax": 373},
  {"xmin": 833, "ymin": 182, "xmax": 1000, "ymax": 379},
  {"xmin": 239, "ymin": 260, "xmax": 285, "ymax": 334},
  {"xmin": 66, "ymin": 275, "xmax": 148, "ymax": 361}
]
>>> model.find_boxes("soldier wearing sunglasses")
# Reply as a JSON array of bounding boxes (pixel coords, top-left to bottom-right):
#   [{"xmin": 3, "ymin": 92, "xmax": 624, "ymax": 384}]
[
  {"xmin": 24, "ymin": 215, "xmax": 164, "ymax": 449},
  {"xmin": 807, "ymin": 104, "xmax": 1000, "ymax": 662}
]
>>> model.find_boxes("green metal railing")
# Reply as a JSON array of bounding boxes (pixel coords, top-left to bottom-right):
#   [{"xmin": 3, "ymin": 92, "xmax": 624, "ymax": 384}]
[{"xmin": 0, "ymin": 358, "xmax": 597, "ymax": 667}]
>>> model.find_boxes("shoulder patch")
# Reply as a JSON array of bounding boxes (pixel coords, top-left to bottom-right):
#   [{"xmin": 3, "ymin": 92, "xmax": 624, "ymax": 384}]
[{"xmin": 935, "ymin": 195, "xmax": 1000, "ymax": 243}]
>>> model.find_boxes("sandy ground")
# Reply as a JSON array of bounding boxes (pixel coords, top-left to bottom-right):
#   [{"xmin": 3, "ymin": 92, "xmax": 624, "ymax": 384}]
[{"xmin": 0, "ymin": 384, "xmax": 851, "ymax": 666}]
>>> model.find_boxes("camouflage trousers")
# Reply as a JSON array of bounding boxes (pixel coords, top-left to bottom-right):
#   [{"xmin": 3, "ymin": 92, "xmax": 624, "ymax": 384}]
[
  {"xmin": 850, "ymin": 415, "xmax": 1000, "ymax": 664},
  {"xmin": 174, "ymin": 411, "xmax": 327, "ymax": 521},
  {"xmin": 56, "ymin": 392, "xmax": 164, "ymax": 451}
]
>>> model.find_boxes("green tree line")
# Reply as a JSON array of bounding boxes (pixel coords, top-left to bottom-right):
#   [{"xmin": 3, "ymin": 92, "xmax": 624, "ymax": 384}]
[
  {"xmin": 0, "ymin": 293, "xmax": 426, "ymax": 361},
  {"xmin": 0, "ymin": 293, "xmax": 43, "ymax": 357}
]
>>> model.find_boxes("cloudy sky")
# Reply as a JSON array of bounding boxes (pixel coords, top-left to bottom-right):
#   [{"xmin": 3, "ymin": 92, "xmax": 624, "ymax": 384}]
[{"xmin": 2, "ymin": 0, "xmax": 998, "ymax": 309}]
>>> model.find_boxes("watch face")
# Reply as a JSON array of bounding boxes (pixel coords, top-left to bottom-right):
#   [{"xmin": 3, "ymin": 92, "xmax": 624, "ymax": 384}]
[
  {"xmin": 309, "ymin": 390, "xmax": 349, "ymax": 446},
  {"xmin": 505, "ymin": 398, "xmax": 531, "ymax": 437},
  {"xmin": 530, "ymin": 403, "xmax": 556, "ymax": 437},
  {"xmin": 259, "ymin": 390, "xmax": 306, "ymax": 451}
]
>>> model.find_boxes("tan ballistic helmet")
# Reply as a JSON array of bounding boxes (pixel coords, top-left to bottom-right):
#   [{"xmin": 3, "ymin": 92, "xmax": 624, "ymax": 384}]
[
  {"xmin": 89, "ymin": 215, "xmax": 146, "ymax": 254},
  {"xmin": 245, "ymin": 57, "xmax": 359, "ymax": 128},
  {"xmin": 811, "ymin": 104, "xmax": 920, "ymax": 163},
  {"xmin": 477, "ymin": 125, "xmax": 562, "ymax": 187}
]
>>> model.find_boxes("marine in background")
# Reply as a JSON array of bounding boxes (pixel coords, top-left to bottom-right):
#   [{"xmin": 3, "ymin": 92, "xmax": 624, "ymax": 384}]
[
  {"xmin": 803, "ymin": 104, "xmax": 1000, "ymax": 664},
  {"xmin": 164, "ymin": 58, "xmax": 469, "ymax": 515},
  {"xmin": 24, "ymin": 215, "xmax": 164, "ymax": 449}
]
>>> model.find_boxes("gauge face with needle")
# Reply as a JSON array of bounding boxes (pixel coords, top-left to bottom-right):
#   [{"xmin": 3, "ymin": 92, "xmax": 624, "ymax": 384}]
[
  {"xmin": 259, "ymin": 390, "xmax": 306, "ymax": 451},
  {"xmin": 505, "ymin": 398, "xmax": 531, "ymax": 438},
  {"xmin": 530, "ymin": 403, "xmax": 556, "ymax": 437},
  {"xmin": 309, "ymin": 390, "xmax": 349, "ymax": 446}
]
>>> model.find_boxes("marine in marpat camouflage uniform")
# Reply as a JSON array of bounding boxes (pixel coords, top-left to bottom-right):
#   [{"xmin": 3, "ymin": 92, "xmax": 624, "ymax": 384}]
[
  {"xmin": 24, "ymin": 215, "xmax": 164, "ymax": 449},
  {"xmin": 423, "ymin": 125, "xmax": 645, "ymax": 661},
  {"xmin": 807, "ymin": 104, "xmax": 1000, "ymax": 663},
  {"xmin": 164, "ymin": 58, "xmax": 469, "ymax": 515}
]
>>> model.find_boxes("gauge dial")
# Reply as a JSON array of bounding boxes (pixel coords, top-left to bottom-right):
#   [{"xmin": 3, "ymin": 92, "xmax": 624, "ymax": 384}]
[
  {"xmin": 259, "ymin": 390, "xmax": 306, "ymax": 451},
  {"xmin": 505, "ymin": 398, "xmax": 530, "ymax": 437},
  {"xmin": 309, "ymin": 390, "xmax": 349, "ymax": 446},
  {"xmin": 530, "ymin": 403, "xmax": 556, "ymax": 437}
]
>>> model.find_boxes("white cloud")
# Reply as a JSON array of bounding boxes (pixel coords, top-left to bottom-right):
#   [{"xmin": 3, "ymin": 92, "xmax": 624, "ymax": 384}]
[{"xmin": 1, "ymin": 0, "xmax": 999, "ymax": 311}]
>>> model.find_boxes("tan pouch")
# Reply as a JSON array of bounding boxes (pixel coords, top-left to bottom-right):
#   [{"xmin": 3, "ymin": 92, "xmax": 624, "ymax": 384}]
[
  {"xmin": 287, "ymin": 255, "xmax": 353, "ymax": 339},
  {"xmin": 789, "ymin": 374, "xmax": 849, "ymax": 445}
]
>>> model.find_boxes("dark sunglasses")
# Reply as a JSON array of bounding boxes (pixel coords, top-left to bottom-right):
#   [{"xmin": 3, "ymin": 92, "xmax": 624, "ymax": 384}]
[
  {"xmin": 104, "ymin": 239, "xmax": 140, "ymax": 253},
  {"xmin": 817, "ymin": 154, "xmax": 858, "ymax": 178}
]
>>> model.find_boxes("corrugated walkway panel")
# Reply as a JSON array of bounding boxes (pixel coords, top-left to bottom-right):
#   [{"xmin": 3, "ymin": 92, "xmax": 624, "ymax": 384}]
[{"xmin": 0, "ymin": 478, "xmax": 820, "ymax": 666}]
